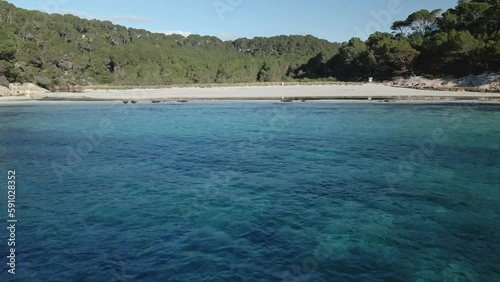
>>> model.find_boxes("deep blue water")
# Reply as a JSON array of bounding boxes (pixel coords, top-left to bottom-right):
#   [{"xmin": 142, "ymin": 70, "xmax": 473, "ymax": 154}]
[{"xmin": 0, "ymin": 102, "xmax": 499, "ymax": 281}]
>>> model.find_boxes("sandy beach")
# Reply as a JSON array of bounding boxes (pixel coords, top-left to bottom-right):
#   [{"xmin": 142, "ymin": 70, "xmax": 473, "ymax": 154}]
[{"xmin": 1, "ymin": 84, "xmax": 500, "ymax": 104}]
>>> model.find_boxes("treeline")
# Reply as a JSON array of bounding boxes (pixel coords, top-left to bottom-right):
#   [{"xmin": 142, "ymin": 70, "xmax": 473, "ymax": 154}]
[
  {"xmin": 0, "ymin": 0, "xmax": 498, "ymax": 90},
  {"xmin": 316, "ymin": 0, "xmax": 499, "ymax": 80}
]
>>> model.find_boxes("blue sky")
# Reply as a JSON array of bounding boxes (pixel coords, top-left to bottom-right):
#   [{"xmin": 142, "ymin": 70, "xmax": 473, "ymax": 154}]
[{"xmin": 7, "ymin": 0, "xmax": 458, "ymax": 42}]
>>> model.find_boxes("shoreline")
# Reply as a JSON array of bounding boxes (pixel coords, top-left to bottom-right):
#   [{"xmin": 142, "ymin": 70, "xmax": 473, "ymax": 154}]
[{"xmin": 1, "ymin": 84, "xmax": 499, "ymax": 105}]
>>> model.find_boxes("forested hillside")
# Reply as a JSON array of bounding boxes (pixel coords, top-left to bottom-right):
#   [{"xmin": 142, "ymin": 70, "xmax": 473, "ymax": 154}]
[{"xmin": 0, "ymin": 0, "xmax": 498, "ymax": 90}]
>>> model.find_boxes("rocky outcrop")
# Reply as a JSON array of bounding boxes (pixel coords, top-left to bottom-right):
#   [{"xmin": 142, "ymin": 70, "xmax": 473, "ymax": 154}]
[
  {"xmin": 0, "ymin": 83, "xmax": 50, "ymax": 97},
  {"xmin": 0, "ymin": 86, "xmax": 11, "ymax": 97},
  {"xmin": 386, "ymin": 73, "xmax": 500, "ymax": 93}
]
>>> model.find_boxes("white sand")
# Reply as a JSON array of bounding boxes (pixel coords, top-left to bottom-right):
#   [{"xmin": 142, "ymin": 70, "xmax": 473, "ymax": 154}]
[{"xmin": 1, "ymin": 84, "xmax": 499, "ymax": 104}]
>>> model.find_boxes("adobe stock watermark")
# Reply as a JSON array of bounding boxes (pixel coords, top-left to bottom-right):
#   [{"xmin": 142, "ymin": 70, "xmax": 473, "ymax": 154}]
[
  {"xmin": 354, "ymin": 0, "xmax": 412, "ymax": 39},
  {"xmin": 236, "ymin": 105, "xmax": 296, "ymax": 152},
  {"xmin": 51, "ymin": 93, "xmax": 150, "ymax": 183},
  {"xmin": 213, "ymin": 0, "xmax": 243, "ymax": 21},
  {"xmin": 384, "ymin": 103, "xmax": 479, "ymax": 187},
  {"xmin": 38, "ymin": 0, "xmax": 71, "ymax": 13},
  {"xmin": 51, "ymin": 117, "xmax": 115, "ymax": 183},
  {"xmin": 173, "ymin": 104, "xmax": 296, "ymax": 241},
  {"xmin": 280, "ymin": 234, "xmax": 338, "ymax": 281},
  {"xmin": 384, "ymin": 127, "xmax": 448, "ymax": 186}
]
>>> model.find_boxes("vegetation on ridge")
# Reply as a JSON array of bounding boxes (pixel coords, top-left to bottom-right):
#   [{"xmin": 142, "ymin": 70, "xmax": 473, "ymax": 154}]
[{"xmin": 0, "ymin": 0, "xmax": 498, "ymax": 90}]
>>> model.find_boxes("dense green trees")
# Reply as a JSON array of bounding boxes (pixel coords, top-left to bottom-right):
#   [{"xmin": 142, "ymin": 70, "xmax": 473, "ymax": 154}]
[
  {"xmin": 410, "ymin": 0, "xmax": 499, "ymax": 76},
  {"xmin": 328, "ymin": 38, "xmax": 374, "ymax": 80},
  {"xmin": 0, "ymin": 0, "xmax": 341, "ymax": 87},
  {"xmin": 0, "ymin": 26, "xmax": 17, "ymax": 84},
  {"xmin": 366, "ymin": 33, "xmax": 420, "ymax": 77},
  {"xmin": 328, "ymin": 0, "xmax": 499, "ymax": 80},
  {"xmin": 391, "ymin": 9, "xmax": 442, "ymax": 36},
  {"xmin": 0, "ymin": 0, "xmax": 498, "ymax": 89}
]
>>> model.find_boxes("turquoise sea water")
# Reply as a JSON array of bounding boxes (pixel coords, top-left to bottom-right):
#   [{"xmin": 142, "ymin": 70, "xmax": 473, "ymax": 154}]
[{"xmin": 0, "ymin": 102, "xmax": 499, "ymax": 281}]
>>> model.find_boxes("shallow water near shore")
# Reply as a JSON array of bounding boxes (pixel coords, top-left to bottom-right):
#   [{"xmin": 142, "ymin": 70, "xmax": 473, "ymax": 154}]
[{"xmin": 0, "ymin": 102, "xmax": 499, "ymax": 281}]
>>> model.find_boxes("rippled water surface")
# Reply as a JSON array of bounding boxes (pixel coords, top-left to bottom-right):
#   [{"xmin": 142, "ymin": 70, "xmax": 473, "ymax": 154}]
[{"xmin": 0, "ymin": 102, "xmax": 499, "ymax": 281}]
